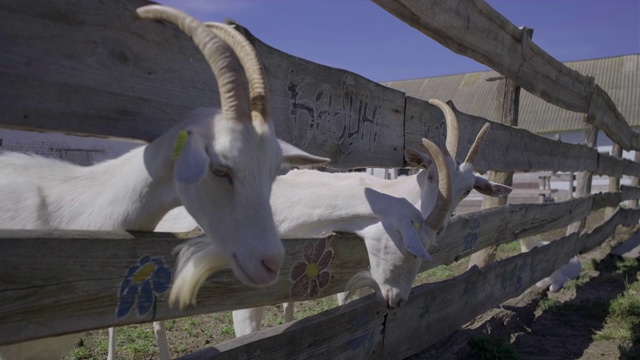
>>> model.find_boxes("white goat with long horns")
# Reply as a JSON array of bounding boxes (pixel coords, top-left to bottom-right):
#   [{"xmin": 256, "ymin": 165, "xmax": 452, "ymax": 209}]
[
  {"xmin": 167, "ymin": 99, "xmax": 512, "ymax": 337},
  {"xmin": 169, "ymin": 137, "xmax": 452, "ymax": 337},
  {"xmin": 0, "ymin": 5, "xmax": 328, "ymax": 360},
  {"xmin": 233, "ymin": 99, "xmax": 512, "ymax": 335}
]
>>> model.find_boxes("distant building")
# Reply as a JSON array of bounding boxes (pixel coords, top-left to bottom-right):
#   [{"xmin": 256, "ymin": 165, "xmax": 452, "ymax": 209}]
[{"xmin": 383, "ymin": 54, "xmax": 639, "ymax": 155}]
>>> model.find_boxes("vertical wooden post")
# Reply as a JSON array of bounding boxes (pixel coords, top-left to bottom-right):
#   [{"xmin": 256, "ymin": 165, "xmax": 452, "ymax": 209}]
[
  {"xmin": 629, "ymin": 151, "xmax": 640, "ymax": 209},
  {"xmin": 566, "ymin": 123, "xmax": 599, "ymax": 235},
  {"xmin": 467, "ymin": 76, "xmax": 520, "ymax": 269},
  {"xmin": 605, "ymin": 143, "xmax": 623, "ymax": 219}
]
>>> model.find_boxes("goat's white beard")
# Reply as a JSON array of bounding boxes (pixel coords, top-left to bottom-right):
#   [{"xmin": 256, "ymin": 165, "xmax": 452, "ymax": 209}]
[
  {"xmin": 342, "ymin": 270, "xmax": 382, "ymax": 305},
  {"xmin": 169, "ymin": 236, "xmax": 229, "ymax": 309}
]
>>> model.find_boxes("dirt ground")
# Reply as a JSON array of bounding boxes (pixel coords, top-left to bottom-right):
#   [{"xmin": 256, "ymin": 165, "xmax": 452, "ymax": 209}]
[{"xmin": 408, "ymin": 212, "xmax": 640, "ymax": 360}]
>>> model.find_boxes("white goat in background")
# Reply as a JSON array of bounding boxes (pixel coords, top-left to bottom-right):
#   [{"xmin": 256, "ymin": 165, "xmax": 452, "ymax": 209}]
[
  {"xmin": 0, "ymin": 5, "xmax": 327, "ymax": 360},
  {"xmin": 519, "ymin": 237, "xmax": 582, "ymax": 292},
  {"xmin": 171, "ymin": 99, "xmax": 509, "ymax": 337},
  {"xmin": 168, "ymin": 138, "xmax": 452, "ymax": 338}
]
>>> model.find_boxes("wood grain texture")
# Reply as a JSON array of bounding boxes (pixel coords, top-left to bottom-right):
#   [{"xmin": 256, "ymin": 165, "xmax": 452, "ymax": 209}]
[
  {"xmin": 0, "ymin": 0, "xmax": 404, "ymax": 168},
  {"xmin": 0, "ymin": 0, "xmax": 218, "ymax": 141},
  {"xmin": 233, "ymin": 23, "xmax": 406, "ymax": 168},
  {"xmin": 405, "ymin": 99, "xmax": 640, "ymax": 177},
  {"xmin": 178, "ymin": 296, "xmax": 385, "ymax": 360},
  {"xmin": 4, "ymin": 187, "xmax": 639, "ymax": 345},
  {"xmin": 372, "ymin": 0, "xmax": 640, "ymax": 150},
  {"xmin": 383, "ymin": 208, "xmax": 640, "ymax": 359},
  {"xmin": 178, "ymin": 209, "xmax": 640, "ymax": 360}
]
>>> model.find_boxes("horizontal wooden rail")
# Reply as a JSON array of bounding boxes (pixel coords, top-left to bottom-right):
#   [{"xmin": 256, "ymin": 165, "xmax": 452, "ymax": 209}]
[
  {"xmin": 373, "ymin": 0, "xmax": 640, "ymax": 151},
  {"xmin": 3, "ymin": 0, "xmax": 636, "ymax": 173},
  {"xmin": 409, "ymin": 99, "xmax": 640, "ymax": 177},
  {"xmin": 1, "ymin": 187, "xmax": 637, "ymax": 345},
  {"xmin": 178, "ymin": 208, "xmax": 640, "ymax": 360}
]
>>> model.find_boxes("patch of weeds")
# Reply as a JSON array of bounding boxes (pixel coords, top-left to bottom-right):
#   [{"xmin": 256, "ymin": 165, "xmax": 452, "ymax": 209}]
[
  {"xmin": 64, "ymin": 346, "xmax": 94, "ymax": 360},
  {"xmin": 497, "ymin": 241, "xmax": 522, "ymax": 259},
  {"xmin": 417, "ymin": 264, "xmax": 456, "ymax": 282},
  {"xmin": 469, "ymin": 335, "xmax": 522, "ymax": 360},
  {"xmin": 219, "ymin": 324, "xmax": 235, "ymax": 336}
]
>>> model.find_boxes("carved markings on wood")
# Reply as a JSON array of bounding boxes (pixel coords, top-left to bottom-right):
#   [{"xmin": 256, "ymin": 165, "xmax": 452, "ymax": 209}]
[{"xmin": 235, "ymin": 23, "xmax": 405, "ymax": 168}]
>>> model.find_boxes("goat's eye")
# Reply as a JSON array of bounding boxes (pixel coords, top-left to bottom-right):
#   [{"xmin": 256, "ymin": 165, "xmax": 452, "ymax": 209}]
[{"xmin": 211, "ymin": 166, "xmax": 233, "ymax": 184}]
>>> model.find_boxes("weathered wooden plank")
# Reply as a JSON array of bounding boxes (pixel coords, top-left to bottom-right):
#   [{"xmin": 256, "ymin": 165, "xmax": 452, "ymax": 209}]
[
  {"xmin": 2, "ymin": 189, "xmax": 635, "ymax": 344},
  {"xmin": 383, "ymin": 209, "xmax": 640, "ymax": 359},
  {"xmin": 621, "ymin": 185, "xmax": 640, "ymax": 202},
  {"xmin": 234, "ymin": 23, "xmax": 406, "ymax": 168},
  {"xmin": 187, "ymin": 209, "xmax": 640, "ymax": 360},
  {"xmin": 0, "ymin": 232, "xmax": 370, "ymax": 345},
  {"xmin": 373, "ymin": 0, "xmax": 640, "ymax": 151},
  {"xmin": 178, "ymin": 296, "xmax": 385, "ymax": 360},
  {"xmin": 404, "ymin": 99, "xmax": 640, "ymax": 177},
  {"xmin": 0, "ymin": 0, "xmax": 405, "ymax": 168},
  {"xmin": 0, "ymin": 0, "xmax": 216, "ymax": 141}
]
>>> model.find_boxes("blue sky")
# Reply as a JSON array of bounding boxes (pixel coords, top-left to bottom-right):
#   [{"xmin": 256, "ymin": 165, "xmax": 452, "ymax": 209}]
[{"xmin": 158, "ymin": 0, "xmax": 640, "ymax": 82}]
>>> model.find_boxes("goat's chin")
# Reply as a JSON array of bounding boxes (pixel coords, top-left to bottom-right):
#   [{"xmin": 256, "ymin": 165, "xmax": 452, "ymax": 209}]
[
  {"xmin": 169, "ymin": 237, "xmax": 229, "ymax": 310},
  {"xmin": 342, "ymin": 270, "xmax": 382, "ymax": 305}
]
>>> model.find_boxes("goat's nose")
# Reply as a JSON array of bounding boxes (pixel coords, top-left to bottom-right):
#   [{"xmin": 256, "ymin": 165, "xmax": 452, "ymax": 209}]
[
  {"xmin": 385, "ymin": 289, "xmax": 406, "ymax": 309},
  {"xmin": 261, "ymin": 255, "xmax": 283, "ymax": 275}
]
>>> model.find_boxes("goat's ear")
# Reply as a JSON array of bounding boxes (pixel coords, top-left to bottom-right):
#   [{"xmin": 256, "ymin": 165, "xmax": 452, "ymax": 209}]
[
  {"xmin": 404, "ymin": 148, "xmax": 433, "ymax": 169},
  {"xmin": 473, "ymin": 176, "xmax": 513, "ymax": 197},
  {"xmin": 278, "ymin": 139, "xmax": 331, "ymax": 166},
  {"xmin": 174, "ymin": 131, "xmax": 209, "ymax": 185},
  {"xmin": 399, "ymin": 221, "xmax": 433, "ymax": 261}
]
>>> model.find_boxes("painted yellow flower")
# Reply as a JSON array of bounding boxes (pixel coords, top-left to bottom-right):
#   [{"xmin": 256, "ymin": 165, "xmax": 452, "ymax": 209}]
[{"xmin": 290, "ymin": 238, "xmax": 334, "ymax": 298}]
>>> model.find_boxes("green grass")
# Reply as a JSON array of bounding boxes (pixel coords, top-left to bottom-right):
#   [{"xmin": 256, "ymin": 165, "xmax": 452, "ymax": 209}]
[{"xmin": 592, "ymin": 273, "xmax": 640, "ymax": 357}]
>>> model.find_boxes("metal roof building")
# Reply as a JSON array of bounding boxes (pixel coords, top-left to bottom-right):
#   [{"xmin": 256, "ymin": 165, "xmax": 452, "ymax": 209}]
[{"xmin": 383, "ymin": 54, "xmax": 639, "ymax": 138}]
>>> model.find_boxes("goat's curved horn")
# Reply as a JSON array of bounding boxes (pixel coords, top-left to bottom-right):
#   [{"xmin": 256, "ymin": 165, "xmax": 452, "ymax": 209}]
[
  {"xmin": 464, "ymin": 123, "xmax": 491, "ymax": 165},
  {"xmin": 421, "ymin": 138, "xmax": 452, "ymax": 230},
  {"xmin": 428, "ymin": 99, "xmax": 459, "ymax": 160},
  {"xmin": 136, "ymin": 5, "xmax": 251, "ymax": 123},
  {"xmin": 204, "ymin": 22, "xmax": 268, "ymax": 123}
]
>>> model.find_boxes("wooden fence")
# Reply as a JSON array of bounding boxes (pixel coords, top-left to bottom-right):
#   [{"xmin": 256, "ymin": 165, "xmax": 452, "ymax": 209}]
[{"xmin": 0, "ymin": 0, "xmax": 638, "ymax": 359}]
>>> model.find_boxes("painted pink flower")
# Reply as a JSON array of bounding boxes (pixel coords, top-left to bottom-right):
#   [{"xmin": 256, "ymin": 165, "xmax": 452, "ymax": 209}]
[{"xmin": 290, "ymin": 238, "xmax": 334, "ymax": 298}]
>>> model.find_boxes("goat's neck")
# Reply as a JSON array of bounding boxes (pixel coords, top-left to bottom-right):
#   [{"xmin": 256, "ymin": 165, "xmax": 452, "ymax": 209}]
[{"xmin": 363, "ymin": 171, "xmax": 429, "ymax": 216}]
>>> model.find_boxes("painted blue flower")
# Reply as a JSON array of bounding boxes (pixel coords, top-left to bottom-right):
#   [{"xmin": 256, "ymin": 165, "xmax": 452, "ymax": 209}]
[{"xmin": 116, "ymin": 256, "xmax": 172, "ymax": 319}]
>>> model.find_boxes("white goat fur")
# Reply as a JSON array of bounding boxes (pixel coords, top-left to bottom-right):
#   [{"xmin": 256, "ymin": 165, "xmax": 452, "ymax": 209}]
[
  {"xmin": 170, "ymin": 100, "xmax": 512, "ymax": 337},
  {"xmin": 0, "ymin": 6, "xmax": 328, "ymax": 360},
  {"xmin": 519, "ymin": 237, "xmax": 582, "ymax": 292}
]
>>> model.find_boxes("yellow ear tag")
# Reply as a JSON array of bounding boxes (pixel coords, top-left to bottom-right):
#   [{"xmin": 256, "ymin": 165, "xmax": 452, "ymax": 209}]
[{"xmin": 172, "ymin": 131, "xmax": 189, "ymax": 160}]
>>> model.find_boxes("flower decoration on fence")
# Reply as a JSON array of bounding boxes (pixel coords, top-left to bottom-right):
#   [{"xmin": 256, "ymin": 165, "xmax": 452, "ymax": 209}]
[
  {"xmin": 290, "ymin": 238, "xmax": 334, "ymax": 298},
  {"xmin": 116, "ymin": 256, "xmax": 172, "ymax": 319},
  {"xmin": 463, "ymin": 217, "xmax": 481, "ymax": 251}
]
